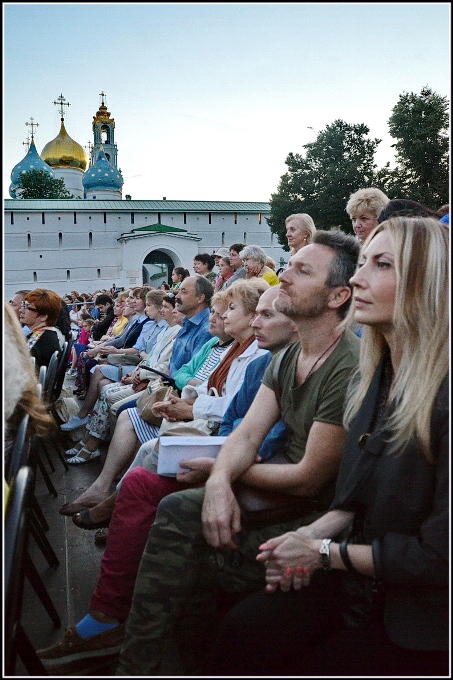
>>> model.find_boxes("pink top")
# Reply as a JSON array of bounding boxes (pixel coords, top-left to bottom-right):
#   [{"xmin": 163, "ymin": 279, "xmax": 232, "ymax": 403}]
[{"xmin": 79, "ymin": 328, "xmax": 90, "ymax": 345}]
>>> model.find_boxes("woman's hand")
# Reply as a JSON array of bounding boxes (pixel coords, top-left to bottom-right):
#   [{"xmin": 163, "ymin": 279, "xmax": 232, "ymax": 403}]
[
  {"xmin": 101, "ymin": 346, "xmax": 118, "ymax": 354},
  {"xmin": 257, "ymin": 528, "xmax": 319, "ymax": 593},
  {"xmin": 152, "ymin": 396, "xmax": 193, "ymax": 421}
]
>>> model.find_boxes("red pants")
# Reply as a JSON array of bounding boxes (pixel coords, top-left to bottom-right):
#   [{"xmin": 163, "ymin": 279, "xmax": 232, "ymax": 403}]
[{"xmin": 90, "ymin": 467, "xmax": 192, "ymax": 621}]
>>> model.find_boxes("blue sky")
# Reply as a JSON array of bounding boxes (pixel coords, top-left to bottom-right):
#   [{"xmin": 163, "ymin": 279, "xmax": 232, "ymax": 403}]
[{"xmin": 3, "ymin": 3, "xmax": 450, "ymax": 201}]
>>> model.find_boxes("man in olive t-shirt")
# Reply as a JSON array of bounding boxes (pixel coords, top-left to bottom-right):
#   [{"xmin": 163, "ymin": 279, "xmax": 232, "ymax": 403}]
[{"xmin": 116, "ymin": 229, "xmax": 361, "ymax": 676}]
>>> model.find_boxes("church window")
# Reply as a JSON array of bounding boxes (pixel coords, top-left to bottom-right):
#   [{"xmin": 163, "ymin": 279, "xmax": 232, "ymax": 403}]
[
  {"xmin": 67, "ymin": 270, "xmax": 70, "ymax": 280},
  {"xmin": 59, "ymin": 233, "xmax": 63, "ymax": 248},
  {"xmin": 89, "ymin": 232, "xmax": 93, "ymax": 248},
  {"xmin": 221, "ymin": 232, "xmax": 225, "ymax": 246},
  {"xmin": 27, "ymin": 234, "xmax": 31, "ymax": 249},
  {"xmin": 158, "ymin": 213, "xmax": 161, "ymax": 224},
  {"xmin": 33, "ymin": 272, "xmax": 37, "ymax": 282},
  {"xmin": 208, "ymin": 213, "xmax": 212, "ymax": 225},
  {"xmin": 42, "ymin": 212, "xmax": 45, "ymax": 224},
  {"xmin": 243, "ymin": 232, "xmax": 247, "ymax": 241},
  {"xmin": 104, "ymin": 212, "xmax": 107, "ymax": 223},
  {"xmin": 74, "ymin": 212, "xmax": 77, "ymax": 224},
  {"xmin": 97, "ymin": 268, "xmax": 101, "ymax": 278},
  {"xmin": 183, "ymin": 213, "xmax": 187, "ymax": 224},
  {"xmin": 258, "ymin": 213, "xmax": 262, "ymax": 224},
  {"xmin": 10, "ymin": 212, "xmax": 14, "ymax": 225},
  {"xmin": 131, "ymin": 213, "xmax": 135, "ymax": 224},
  {"xmin": 234, "ymin": 213, "xmax": 238, "ymax": 224}
]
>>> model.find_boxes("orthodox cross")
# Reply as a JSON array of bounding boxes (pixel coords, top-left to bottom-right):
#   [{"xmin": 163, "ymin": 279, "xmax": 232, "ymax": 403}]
[
  {"xmin": 25, "ymin": 116, "xmax": 39, "ymax": 141},
  {"xmin": 53, "ymin": 93, "xmax": 70, "ymax": 119}
]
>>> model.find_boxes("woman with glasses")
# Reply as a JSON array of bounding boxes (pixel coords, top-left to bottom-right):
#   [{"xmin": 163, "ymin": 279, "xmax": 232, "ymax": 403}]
[{"xmin": 19, "ymin": 288, "xmax": 63, "ymax": 371}]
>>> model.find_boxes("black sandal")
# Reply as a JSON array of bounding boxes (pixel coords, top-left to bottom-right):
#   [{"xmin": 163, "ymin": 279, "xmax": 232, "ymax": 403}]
[{"xmin": 72, "ymin": 509, "xmax": 111, "ymax": 530}]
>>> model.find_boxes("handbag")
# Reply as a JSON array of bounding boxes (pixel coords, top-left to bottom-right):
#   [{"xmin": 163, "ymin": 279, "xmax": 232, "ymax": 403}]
[
  {"xmin": 136, "ymin": 377, "xmax": 179, "ymax": 426},
  {"xmin": 233, "ymin": 347, "xmax": 322, "ymax": 529}
]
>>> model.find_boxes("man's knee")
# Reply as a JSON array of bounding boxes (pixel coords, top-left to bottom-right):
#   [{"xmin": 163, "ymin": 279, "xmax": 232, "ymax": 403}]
[{"xmin": 152, "ymin": 487, "xmax": 206, "ymax": 539}]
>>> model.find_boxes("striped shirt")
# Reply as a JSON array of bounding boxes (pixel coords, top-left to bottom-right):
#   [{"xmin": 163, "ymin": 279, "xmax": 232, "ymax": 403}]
[{"xmin": 192, "ymin": 341, "xmax": 233, "ymax": 383}]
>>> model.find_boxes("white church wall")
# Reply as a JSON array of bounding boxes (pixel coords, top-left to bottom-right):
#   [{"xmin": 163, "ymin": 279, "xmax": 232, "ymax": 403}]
[{"xmin": 4, "ymin": 201, "xmax": 288, "ymax": 300}]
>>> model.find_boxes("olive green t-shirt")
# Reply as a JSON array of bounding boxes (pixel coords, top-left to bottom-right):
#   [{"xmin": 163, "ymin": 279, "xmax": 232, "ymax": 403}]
[{"xmin": 262, "ymin": 329, "xmax": 360, "ymax": 465}]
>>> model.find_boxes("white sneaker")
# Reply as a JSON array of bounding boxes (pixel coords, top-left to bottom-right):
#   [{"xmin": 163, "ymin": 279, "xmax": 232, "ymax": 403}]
[{"xmin": 60, "ymin": 415, "xmax": 90, "ymax": 431}]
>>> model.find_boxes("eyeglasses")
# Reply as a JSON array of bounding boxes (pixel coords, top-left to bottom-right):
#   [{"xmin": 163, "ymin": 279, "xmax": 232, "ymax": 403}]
[
  {"xmin": 21, "ymin": 302, "xmax": 38, "ymax": 312},
  {"xmin": 165, "ymin": 292, "xmax": 176, "ymax": 298}
]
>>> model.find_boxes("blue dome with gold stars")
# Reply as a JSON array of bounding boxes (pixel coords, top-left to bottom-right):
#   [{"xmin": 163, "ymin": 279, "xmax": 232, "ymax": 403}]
[
  {"xmin": 9, "ymin": 138, "xmax": 55, "ymax": 198},
  {"xmin": 82, "ymin": 147, "xmax": 123, "ymax": 192}
]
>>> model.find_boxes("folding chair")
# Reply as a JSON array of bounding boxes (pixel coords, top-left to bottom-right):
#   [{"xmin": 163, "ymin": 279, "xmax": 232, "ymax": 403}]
[{"xmin": 4, "ymin": 466, "xmax": 49, "ymax": 676}]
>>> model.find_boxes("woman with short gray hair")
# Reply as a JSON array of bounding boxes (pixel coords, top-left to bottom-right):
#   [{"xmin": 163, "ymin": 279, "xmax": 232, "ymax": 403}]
[{"xmin": 239, "ymin": 245, "xmax": 279, "ymax": 286}]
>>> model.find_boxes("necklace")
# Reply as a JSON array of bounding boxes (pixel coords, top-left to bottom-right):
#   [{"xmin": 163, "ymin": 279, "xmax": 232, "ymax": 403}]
[
  {"xmin": 303, "ymin": 331, "xmax": 344, "ymax": 382},
  {"xmin": 26, "ymin": 327, "xmax": 46, "ymax": 350}
]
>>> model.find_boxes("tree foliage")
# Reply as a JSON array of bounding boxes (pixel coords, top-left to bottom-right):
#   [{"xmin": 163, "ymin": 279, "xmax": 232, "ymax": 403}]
[
  {"xmin": 17, "ymin": 170, "xmax": 74, "ymax": 199},
  {"xmin": 268, "ymin": 88, "xmax": 449, "ymax": 247},
  {"xmin": 268, "ymin": 120, "xmax": 380, "ymax": 248},
  {"xmin": 377, "ymin": 87, "xmax": 449, "ymax": 208}
]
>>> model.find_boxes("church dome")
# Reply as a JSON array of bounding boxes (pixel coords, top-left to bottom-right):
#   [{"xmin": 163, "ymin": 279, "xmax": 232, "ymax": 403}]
[
  {"xmin": 41, "ymin": 119, "xmax": 88, "ymax": 171},
  {"xmin": 82, "ymin": 147, "xmax": 123, "ymax": 191},
  {"xmin": 9, "ymin": 138, "xmax": 55, "ymax": 197}
]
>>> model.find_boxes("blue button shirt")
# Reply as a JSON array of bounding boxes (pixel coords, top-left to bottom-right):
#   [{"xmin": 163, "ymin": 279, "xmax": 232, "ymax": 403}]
[
  {"xmin": 168, "ymin": 307, "xmax": 212, "ymax": 377},
  {"xmin": 134, "ymin": 318, "xmax": 168, "ymax": 354}
]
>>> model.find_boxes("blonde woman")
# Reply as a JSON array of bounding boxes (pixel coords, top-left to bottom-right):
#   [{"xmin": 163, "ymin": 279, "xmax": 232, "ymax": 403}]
[
  {"xmin": 4, "ymin": 303, "xmax": 55, "ymax": 475},
  {"xmin": 216, "ymin": 217, "xmax": 449, "ymax": 677},
  {"xmin": 285, "ymin": 213, "xmax": 316, "ymax": 254},
  {"xmin": 346, "ymin": 187, "xmax": 389, "ymax": 243}
]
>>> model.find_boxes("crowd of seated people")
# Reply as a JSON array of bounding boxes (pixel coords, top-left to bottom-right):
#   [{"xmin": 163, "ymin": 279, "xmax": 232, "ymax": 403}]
[{"xmin": 6, "ymin": 197, "xmax": 448, "ymax": 677}]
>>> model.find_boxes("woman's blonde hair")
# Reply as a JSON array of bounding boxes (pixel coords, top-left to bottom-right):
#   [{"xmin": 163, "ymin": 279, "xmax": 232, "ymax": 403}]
[
  {"xmin": 285, "ymin": 213, "xmax": 316, "ymax": 254},
  {"xmin": 223, "ymin": 278, "xmax": 270, "ymax": 316},
  {"xmin": 4, "ymin": 302, "xmax": 55, "ymax": 436},
  {"xmin": 211, "ymin": 290, "xmax": 228, "ymax": 310},
  {"xmin": 344, "ymin": 217, "xmax": 449, "ymax": 460}
]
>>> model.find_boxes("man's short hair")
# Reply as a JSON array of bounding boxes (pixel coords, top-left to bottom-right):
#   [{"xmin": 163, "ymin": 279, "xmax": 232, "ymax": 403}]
[
  {"xmin": 313, "ymin": 229, "xmax": 360, "ymax": 319},
  {"xmin": 95, "ymin": 294, "xmax": 113, "ymax": 306},
  {"xmin": 193, "ymin": 275, "xmax": 214, "ymax": 306}
]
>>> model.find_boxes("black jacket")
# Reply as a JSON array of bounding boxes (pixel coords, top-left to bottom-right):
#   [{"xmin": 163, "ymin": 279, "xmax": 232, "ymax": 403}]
[
  {"xmin": 332, "ymin": 360, "xmax": 449, "ymax": 650},
  {"xmin": 91, "ymin": 305, "xmax": 115, "ymax": 341}
]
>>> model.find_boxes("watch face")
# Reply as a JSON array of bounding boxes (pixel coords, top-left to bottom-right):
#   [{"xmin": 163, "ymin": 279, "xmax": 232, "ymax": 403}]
[{"xmin": 320, "ymin": 539, "xmax": 332, "ymax": 569}]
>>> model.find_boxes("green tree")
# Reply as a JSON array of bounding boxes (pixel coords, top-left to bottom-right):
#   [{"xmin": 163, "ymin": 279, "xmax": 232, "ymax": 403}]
[
  {"xmin": 378, "ymin": 87, "xmax": 449, "ymax": 208},
  {"xmin": 268, "ymin": 120, "xmax": 380, "ymax": 248},
  {"xmin": 17, "ymin": 169, "xmax": 74, "ymax": 199}
]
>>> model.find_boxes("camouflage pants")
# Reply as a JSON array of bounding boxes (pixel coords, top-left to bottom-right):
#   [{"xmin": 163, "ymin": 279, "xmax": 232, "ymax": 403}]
[{"xmin": 116, "ymin": 486, "xmax": 306, "ymax": 676}]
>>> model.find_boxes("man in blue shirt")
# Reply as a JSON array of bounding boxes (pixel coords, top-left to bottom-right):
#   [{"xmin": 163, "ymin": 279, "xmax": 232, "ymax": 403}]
[
  {"xmin": 219, "ymin": 284, "xmax": 298, "ymax": 460},
  {"xmin": 168, "ymin": 275, "xmax": 213, "ymax": 378}
]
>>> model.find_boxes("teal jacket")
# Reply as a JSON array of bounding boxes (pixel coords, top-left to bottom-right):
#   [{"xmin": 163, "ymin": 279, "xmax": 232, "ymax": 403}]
[{"xmin": 173, "ymin": 336, "xmax": 219, "ymax": 391}]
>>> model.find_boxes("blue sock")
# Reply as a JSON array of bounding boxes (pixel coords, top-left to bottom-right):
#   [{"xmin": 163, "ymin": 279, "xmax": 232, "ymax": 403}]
[{"xmin": 75, "ymin": 613, "xmax": 119, "ymax": 639}]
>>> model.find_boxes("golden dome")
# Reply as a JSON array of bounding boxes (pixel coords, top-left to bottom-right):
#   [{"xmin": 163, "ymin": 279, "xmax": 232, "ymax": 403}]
[{"xmin": 40, "ymin": 119, "xmax": 88, "ymax": 171}]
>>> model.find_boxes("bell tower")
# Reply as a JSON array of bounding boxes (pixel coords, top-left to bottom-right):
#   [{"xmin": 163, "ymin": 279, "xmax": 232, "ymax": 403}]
[{"xmin": 91, "ymin": 91, "xmax": 118, "ymax": 168}]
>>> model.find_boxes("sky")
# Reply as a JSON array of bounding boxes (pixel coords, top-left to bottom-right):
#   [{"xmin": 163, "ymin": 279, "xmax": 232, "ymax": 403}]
[{"xmin": 3, "ymin": 2, "xmax": 450, "ymax": 202}]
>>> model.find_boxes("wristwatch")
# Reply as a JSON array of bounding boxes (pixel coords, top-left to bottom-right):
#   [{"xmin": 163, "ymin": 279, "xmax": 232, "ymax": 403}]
[{"xmin": 319, "ymin": 538, "xmax": 332, "ymax": 570}]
